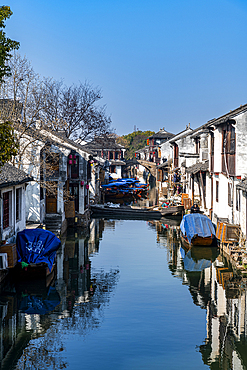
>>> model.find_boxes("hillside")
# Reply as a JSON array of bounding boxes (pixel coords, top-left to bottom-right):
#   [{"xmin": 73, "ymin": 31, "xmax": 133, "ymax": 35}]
[{"xmin": 117, "ymin": 130, "xmax": 155, "ymax": 160}]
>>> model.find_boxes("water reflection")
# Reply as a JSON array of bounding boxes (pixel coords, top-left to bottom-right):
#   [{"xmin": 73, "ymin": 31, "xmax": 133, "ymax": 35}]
[
  {"xmin": 0, "ymin": 222, "xmax": 120, "ymax": 370},
  {"xmin": 151, "ymin": 219, "xmax": 247, "ymax": 369},
  {"xmin": 1, "ymin": 219, "xmax": 247, "ymax": 368}
]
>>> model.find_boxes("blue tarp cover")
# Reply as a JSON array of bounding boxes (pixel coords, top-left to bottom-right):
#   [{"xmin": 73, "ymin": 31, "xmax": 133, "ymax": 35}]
[
  {"xmin": 101, "ymin": 182, "xmax": 126, "ymax": 188},
  {"xmin": 16, "ymin": 229, "xmax": 61, "ymax": 271},
  {"xmin": 180, "ymin": 213, "xmax": 216, "ymax": 243}
]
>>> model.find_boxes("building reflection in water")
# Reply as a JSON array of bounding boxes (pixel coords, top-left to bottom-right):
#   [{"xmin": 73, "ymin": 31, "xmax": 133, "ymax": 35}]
[
  {"xmin": 152, "ymin": 218, "xmax": 247, "ymax": 370},
  {"xmin": 1, "ymin": 218, "xmax": 247, "ymax": 368},
  {"xmin": 0, "ymin": 218, "xmax": 119, "ymax": 370}
]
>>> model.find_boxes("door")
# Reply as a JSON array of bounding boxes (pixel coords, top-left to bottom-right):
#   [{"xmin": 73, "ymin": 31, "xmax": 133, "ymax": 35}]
[
  {"xmin": 46, "ymin": 182, "xmax": 57, "ymax": 214},
  {"xmin": 69, "ymin": 183, "xmax": 79, "ymax": 212}
]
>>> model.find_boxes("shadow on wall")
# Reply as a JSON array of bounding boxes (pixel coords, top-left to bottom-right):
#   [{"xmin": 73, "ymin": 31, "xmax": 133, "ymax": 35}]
[{"xmin": 26, "ymin": 181, "xmax": 42, "ymax": 223}]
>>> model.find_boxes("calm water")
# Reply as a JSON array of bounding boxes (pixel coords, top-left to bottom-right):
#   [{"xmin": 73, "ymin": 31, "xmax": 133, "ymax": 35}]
[{"xmin": 1, "ymin": 218, "xmax": 247, "ymax": 369}]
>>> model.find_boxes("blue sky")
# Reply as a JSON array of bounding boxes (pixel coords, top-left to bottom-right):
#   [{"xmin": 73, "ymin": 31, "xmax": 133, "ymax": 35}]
[{"xmin": 5, "ymin": 0, "xmax": 247, "ymax": 135}]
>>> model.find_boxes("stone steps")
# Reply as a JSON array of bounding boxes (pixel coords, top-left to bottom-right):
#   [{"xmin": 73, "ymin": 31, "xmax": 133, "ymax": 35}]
[{"xmin": 44, "ymin": 215, "xmax": 62, "ymax": 236}]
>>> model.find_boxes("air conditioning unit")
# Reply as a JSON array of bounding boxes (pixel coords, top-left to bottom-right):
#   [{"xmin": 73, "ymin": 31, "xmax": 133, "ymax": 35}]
[{"xmin": 0, "ymin": 253, "xmax": 8, "ymax": 269}]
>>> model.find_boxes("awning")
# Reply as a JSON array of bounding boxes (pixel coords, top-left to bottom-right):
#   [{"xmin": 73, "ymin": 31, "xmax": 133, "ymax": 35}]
[
  {"xmin": 157, "ymin": 159, "xmax": 172, "ymax": 169},
  {"xmin": 186, "ymin": 160, "xmax": 209, "ymax": 174},
  {"xmin": 236, "ymin": 178, "xmax": 247, "ymax": 191}
]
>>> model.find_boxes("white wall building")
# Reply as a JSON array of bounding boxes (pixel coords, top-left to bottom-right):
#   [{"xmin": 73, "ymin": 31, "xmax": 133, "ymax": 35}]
[{"xmin": 0, "ymin": 163, "xmax": 32, "ymax": 242}]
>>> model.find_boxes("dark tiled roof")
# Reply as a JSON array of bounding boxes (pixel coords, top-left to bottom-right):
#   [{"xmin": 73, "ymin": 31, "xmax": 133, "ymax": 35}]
[
  {"xmin": 49, "ymin": 131, "xmax": 92, "ymax": 154},
  {"xmin": 0, "ymin": 163, "xmax": 32, "ymax": 188},
  {"xmin": 236, "ymin": 178, "xmax": 247, "ymax": 191},
  {"xmin": 13, "ymin": 124, "xmax": 93, "ymax": 155},
  {"xmin": 82, "ymin": 138, "xmax": 124, "ymax": 151},
  {"xmin": 157, "ymin": 159, "xmax": 172, "ymax": 169},
  {"xmin": 110, "ymin": 160, "xmax": 126, "ymax": 165},
  {"xmin": 189, "ymin": 103, "xmax": 247, "ymax": 136},
  {"xmin": 149, "ymin": 130, "xmax": 174, "ymax": 139},
  {"xmin": 186, "ymin": 160, "xmax": 209, "ymax": 174}
]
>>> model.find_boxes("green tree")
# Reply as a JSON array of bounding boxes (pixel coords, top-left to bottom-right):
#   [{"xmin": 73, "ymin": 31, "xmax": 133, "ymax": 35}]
[
  {"xmin": 0, "ymin": 121, "xmax": 18, "ymax": 166},
  {"xmin": 119, "ymin": 130, "xmax": 155, "ymax": 159},
  {"xmin": 0, "ymin": 5, "xmax": 19, "ymax": 83}
]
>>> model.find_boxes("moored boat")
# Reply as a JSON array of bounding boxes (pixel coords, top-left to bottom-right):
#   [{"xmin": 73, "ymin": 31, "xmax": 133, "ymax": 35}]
[
  {"xmin": 90, "ymin": 204, "xmax": 162, "ymax": 220},
  {"xmin": 180, "ymin": 213, "xmax": 217, "ymax": 247},
  {"xmin": 12, "ymin": 228, "xmax": 61, "ymax": 280},
  {"xmin": 102, "ymin": 178, "xmax": 148, "ymax": 199}
]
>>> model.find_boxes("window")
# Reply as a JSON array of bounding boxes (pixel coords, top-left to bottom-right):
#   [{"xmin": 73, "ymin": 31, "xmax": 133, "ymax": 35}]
[
  {"xmin": 222, "ymin": 121, "xmax": 236, "ymax": 176},
  {"xmin": 216, "ymin": 181, "xmax": 219, "ymax": 202},
  {"xmin": 16, "ymin": 188, "xmax": 22, "ymax": 221},
  {"xmin": 230, "ymin": 126, "xmax": 236, "ymax": 154},
  {"xmin": 110, "ymin": 165, "xmax": 116, "ymax": 173},
  {"xmin": 174, "ymin": 143, "xmax": 179, "ymax": 168},
  {"xmin": 195, "ymin": 138, "xmax": 200, "ymax": 154},
  {"xmin": 211, "ymin": 134, "xmax": 214, "ymax": 173},
  {"xmin": 236, "ymin": 189, "xmax": 241, "ymax": 211},
  {"xmin": 71, "ymin": 156, "xmax": 79, "ymax": 179},
  {"xmin": 228, "ymin": 183, "xmax": 232, "ymax": 207},
  {"xmin": 3, "ymin": 191, "xmax": 11, "ymax": 229}
]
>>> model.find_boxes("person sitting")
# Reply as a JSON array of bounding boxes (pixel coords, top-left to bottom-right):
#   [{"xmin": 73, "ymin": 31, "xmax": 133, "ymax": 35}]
[{"xmin": 190, "ymin": 203, "xmax": 200, "ymax": 213}]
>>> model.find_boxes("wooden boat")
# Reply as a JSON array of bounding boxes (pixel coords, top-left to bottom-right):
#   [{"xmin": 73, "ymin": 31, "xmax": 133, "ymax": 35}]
[
  {"xmin": 12, "ymin": 228, "xmax": 61, "ymax": 281},
  {"xmin": 90, "ymin": 204, "xmax": 162, "ymax": 220},
  {"xmin": 13, "ymin": 262, "xmax": 56, "ymax": 281},
  {"xmin": 160, "ymin": 205, "xmax": 184, "ymax": 217},
  {"xmin": 180, "ymin": 213, "xmax": 217, "ymax": 247}
]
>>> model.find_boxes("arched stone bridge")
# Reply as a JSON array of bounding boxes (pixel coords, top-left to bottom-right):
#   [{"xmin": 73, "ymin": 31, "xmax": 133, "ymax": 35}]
[{"xmin": 125, "ymin": 159, "xmax": 157, "ymax": 177}]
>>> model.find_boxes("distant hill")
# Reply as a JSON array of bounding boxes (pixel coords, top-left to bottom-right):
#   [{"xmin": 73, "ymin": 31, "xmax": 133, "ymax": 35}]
[{"xmin": 116, "ymin": 130, "xmax": 155, "ymax": 160}]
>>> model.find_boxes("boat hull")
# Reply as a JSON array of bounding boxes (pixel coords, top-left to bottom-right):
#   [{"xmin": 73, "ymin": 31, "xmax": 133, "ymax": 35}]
[
  {"xmin": 160, "ymin": 205, "xmax": 184, "ymax": 217},
  {"xmin": 181, "ymin": 232, "xmax": 215, "ymax": 248},
  {"xmin": 12, "ymin": 262, "xmax": 55, "ymax": 281},
  {"xmin": 91, "ymin": 205, "xmax": 162, "ymax": 220}
]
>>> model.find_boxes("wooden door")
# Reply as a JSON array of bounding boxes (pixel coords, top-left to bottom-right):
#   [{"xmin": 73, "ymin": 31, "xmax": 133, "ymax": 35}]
[{"xmin": 46, "ymin": 182, "xmax": 57, "ymax": 214}]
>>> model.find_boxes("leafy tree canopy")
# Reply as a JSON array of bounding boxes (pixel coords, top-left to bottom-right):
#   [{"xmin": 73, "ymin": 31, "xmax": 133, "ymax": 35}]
[
  {"xmin": 0, "ymin": 6, "xmax": 19, "ymax": 83},
  {"xmin": 0, "ymin": 121, "xmax": 19, "ymax": 166},
  {"xmin": 117, "ymin": 130, "xmax": 155, "ymax": 159}
]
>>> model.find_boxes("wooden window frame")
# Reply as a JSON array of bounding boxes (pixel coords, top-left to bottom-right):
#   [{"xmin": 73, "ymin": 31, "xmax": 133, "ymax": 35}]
[
  {"xmin": 222, "ymin": 122, "xmax": 236, "ymax": 176},
  {"xmin": 3, "ymin": 191, "xmax": 11, "ymax": 229},
  {"xmin": 216, "ymin": 180, "xmax": 219, "ymax": 202},
  {"xmin": 228, "ymin": 182, "xmax": 232, "ymax": 207},
  {"xmin": 236, "ymin": 188, "xmax": 241, "ymax": 211},
  {"xmin": 71, "ymin": 156, "xmax": 79, "ymax": 179},
  {"xmin": 16, "ymin": 187, "xmax": 22, "ymax": 222}
]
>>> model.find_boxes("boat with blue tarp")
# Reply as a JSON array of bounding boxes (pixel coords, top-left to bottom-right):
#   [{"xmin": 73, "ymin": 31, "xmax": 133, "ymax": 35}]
[
  {"xmin": 101, "ymin": 178, "xmax": 148, "ymax": 199},
  {"xmin": 13, "ymin": 228, "xmax": 61, "ymax": 280},
  {"xmin": 180, "ymin": 213, "xmax": 217, "ymax": 247}
]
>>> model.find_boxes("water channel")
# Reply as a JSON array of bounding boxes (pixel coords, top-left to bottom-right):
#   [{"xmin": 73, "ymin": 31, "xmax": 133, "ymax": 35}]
[{"xmin": 1, "ymin": 216, "xmax": 247, "ymax": 369}]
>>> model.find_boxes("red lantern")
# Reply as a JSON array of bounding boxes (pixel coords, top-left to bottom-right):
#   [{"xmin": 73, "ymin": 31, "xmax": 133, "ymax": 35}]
[
  {"xmin": 69, "ymin": 154, "xmax": 72, "ymax": 159},
  {"xmin": 74, "ymin": 155, "xmax": 76, "ymax": 159},
  {"xmin": 74, "ymin": 160, "xmax": 76, "ymax": 164},
  {"xmin": 69, "ymin": 160, "xmax": 72, "ymax": 165}
]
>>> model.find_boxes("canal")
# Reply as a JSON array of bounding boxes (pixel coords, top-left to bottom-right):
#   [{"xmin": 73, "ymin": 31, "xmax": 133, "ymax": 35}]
[{"xmin": 0, "ymin": 217, "xmax": 247, "ymax": 369}]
